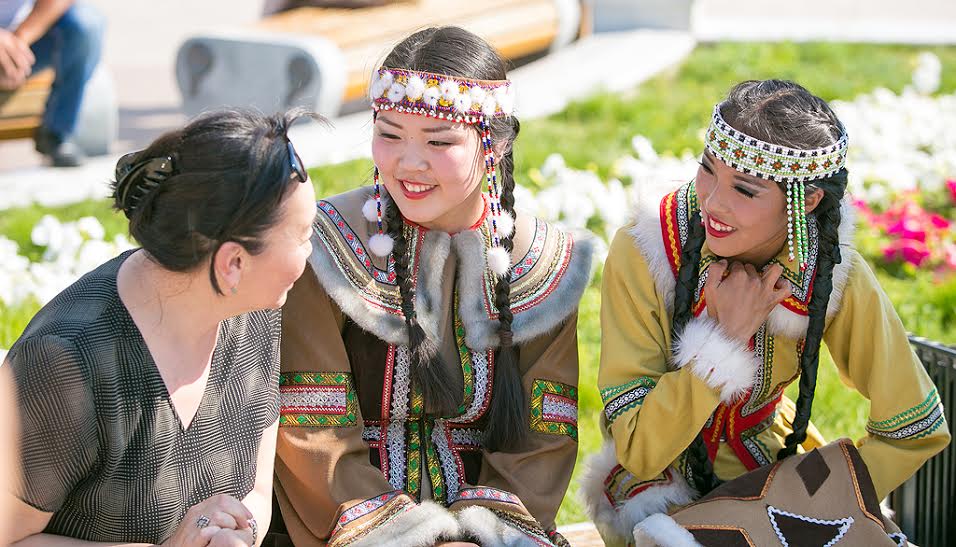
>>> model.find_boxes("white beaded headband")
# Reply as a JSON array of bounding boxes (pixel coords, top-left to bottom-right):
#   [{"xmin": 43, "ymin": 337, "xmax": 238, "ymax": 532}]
[
  {"xmin": 365, "ymin": 67, "xmax": 517, "ymax": 278},
  {"xmin": 704, "ymin": 103, "xmax": 849, "ymax": 271}
]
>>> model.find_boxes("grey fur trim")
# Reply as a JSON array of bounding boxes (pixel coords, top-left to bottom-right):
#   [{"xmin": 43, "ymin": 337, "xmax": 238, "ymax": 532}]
[
  {"xmin": 306, "ymin": 223, "xmax": 451, "ymax": 347},
  {"xmin": 351, "ymin": 501, "xmax": 461, "ymax": 547},
  {"xmin": 454, "ymin": 228, "xmax": 599, "ymax": 352}
]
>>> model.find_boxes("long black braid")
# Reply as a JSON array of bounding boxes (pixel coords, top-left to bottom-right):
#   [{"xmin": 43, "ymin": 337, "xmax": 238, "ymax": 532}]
[
  {"xmin": 482, "ymin": 117, "xmax": 528, "ymax": 452},
  {"xmin": 384, "ymin": 194, "xmax": 462, "ymax": 416}
]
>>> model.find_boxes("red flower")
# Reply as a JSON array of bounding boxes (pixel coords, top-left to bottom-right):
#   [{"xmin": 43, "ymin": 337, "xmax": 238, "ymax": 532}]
[
  {"xmin": 883, "ymin": 239, "xmax": 930, "ymax": 267},
  {"xmin": 947, "ymin": 179, "xmax": 956, "ymax": 205}
]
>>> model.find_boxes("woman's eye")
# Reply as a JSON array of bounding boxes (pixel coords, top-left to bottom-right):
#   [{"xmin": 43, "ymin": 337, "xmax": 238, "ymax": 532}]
[
  {"xmin": 697, "ymin": 161, "xmax": 713, "ymax": 175},
  {"xmin": 735, "ymin": 186, "xmax": 756, "ymax": 198},
  {"xmin": 429, "ymin": 140, "xmax": 450, "ymax": 147},
  {"xmin": 378, "ymin": 132, "xmax": 399, "ymax": 140}
]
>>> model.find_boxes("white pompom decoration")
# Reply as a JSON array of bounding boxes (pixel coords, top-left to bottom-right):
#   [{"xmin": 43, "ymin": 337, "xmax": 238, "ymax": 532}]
[
  {"xmin": 368, "ymin": 233, "xmax": 394, "ymax": 258},
  {"xmin": 440, "ymin": 79, "xmax": 460, "ymax": 101},
  {"xmin": 486, "ymin": 245, "xmax": 511, "ymax": 277},
  {"xmin": 453, "ymin": 92, "xmax": 471, "ymax": 114},
  {"xmin": 481, "ymin": 96, "xmax": 498, "ymax": 117},
  {"xmin": 423, "ymin": 87, "xmax": 441, "ymax": 108},
  {"xmin": 495, "ymin": 211, "xmax": 515, "ymax": 239},
  {"xmin": 387, "ymin": 82, "xmax": 406, "ymax": 103},
  {"xmin": 469, "ymin": 86, "xmax": 487, "ymax": 108},
  {"xmin": 362, "ymin": 198, "xmax": 378, "ymax": 223},
  {"xmin": 405, "ymin": 75, "xmax": 426, "ymax": 100}
]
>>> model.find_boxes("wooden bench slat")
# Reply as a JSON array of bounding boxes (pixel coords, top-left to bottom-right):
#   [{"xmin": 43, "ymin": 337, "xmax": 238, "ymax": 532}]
[{"xmin": 0, "ymin": 115, "xmax": 42, "ymax": 139}]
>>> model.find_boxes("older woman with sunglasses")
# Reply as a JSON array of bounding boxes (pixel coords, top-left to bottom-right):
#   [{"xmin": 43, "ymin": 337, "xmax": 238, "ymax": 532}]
[{"xmin": 2, "ymin": 109, "xmax": 318, "ymax": 547}]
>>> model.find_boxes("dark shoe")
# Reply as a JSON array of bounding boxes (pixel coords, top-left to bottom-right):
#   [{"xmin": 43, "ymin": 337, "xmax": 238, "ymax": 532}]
[{"xmin": 34, "ymin": 128, "xmax": 86, "ymax": 167}]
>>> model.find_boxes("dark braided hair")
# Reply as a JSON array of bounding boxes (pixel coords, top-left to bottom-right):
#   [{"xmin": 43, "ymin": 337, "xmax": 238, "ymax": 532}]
[
  {"xmin": 378, "ymin": 28, "xmax": 526, "ymax": 448},
  {"xmin": 676, "ymin": 80, "xmax": 849, "ymax": 494}
]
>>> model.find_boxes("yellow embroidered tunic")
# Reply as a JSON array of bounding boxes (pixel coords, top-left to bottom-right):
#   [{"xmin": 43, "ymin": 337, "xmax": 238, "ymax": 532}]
[{"xmin": 587, "ymin": 182, "xmax": 950, "ymax": 545}]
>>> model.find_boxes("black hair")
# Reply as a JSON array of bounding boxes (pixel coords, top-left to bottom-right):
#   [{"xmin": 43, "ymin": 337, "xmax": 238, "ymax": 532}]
[
  {"xmin": 379, "ymin": 26, "xmax": 526, "ymax": 451},
  {"xmin": 110, "ymin": 108, "xmax": 320, "ymax": 294},
  {"xmin": 676, "ymin": 80, "xmax": 848, "ymax": 494}
]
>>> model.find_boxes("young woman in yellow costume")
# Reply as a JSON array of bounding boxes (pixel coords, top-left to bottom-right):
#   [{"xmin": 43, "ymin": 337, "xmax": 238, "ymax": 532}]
[{"xmin": 584, "ymin": 80, "xmax": 950, "ymax": 546}]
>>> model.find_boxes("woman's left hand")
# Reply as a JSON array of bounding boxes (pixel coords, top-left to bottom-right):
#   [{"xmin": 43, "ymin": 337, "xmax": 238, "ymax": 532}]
[{"xmin": 208, "ymin": 528, "xmax": 255, "ymax": 547}]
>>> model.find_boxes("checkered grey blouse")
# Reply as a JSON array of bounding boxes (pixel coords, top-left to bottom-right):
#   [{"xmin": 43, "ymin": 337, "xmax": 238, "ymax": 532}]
[{"xmin": 7, "ymin": 250, "xmax": 280, "ymax": 543}]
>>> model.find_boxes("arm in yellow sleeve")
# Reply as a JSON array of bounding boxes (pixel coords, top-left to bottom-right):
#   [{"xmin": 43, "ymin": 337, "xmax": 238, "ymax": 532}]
[{"xmin": 823, "ymin": 249, "xmax": 951, "ymax": 500}]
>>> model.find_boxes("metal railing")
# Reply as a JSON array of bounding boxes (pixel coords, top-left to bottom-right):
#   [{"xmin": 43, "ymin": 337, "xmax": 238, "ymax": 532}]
[{"xmin": 889, "ymin": 335, "xmax": 955, "ymax": 546}]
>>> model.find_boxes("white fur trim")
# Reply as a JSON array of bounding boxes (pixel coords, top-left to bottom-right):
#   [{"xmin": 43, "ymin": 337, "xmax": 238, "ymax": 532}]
[
  {"xmin": 673, "ymin": 316, "xmax": 759, "ymax": 403},
  {"xmin": 387, "ymin": 82, "xmax": 406, "ymax": 104},
  {"xmin": 627, "ymin": 181, "xmax": 683, "ymax": 313},
  {"xmin": 487, "ymin": 245, "xmax": 512, "ymax": 276},
  {"xmin": 351, "ymin": 501, "xmax": 461, "ymax": 547},
  {"xmin": 495, "ymin": 211, "xmax": 515, "ymax": 239},
  {"xmin": 582, "ymin": 444, "xmax": 697, "ymax": 545},
  {"xmin": 423, "ymin": 86, "xmax": 440, "ymax": 108},
  {"xmin": 368, "ymin": 233, "xmax": 394, "ymax": 258},
  {"xmin": 362, "ymin": 198, "xmax": 379, "ymax": 223},
  {"xmin": 633, "ymin": 513, "xmax": 701, "ymax": 547},
  {"xmin": 456, "ymin": 506, "xmax": 540, "ymax": 547}
]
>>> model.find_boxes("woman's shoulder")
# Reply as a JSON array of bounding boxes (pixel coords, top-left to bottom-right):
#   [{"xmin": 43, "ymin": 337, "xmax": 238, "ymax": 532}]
[{"xmin": 13, "ymin": 251, "xmax": 132, "ymax": 354}]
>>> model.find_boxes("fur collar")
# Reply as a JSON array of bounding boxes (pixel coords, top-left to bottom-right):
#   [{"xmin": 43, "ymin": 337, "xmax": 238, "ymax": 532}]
[
  {"xmin": 627, "ymin": 181, "xmax": 855, "ymax": 340},
  {"xmin": 307, "ymin": 186, "xmax": 598, "ymax": 351}
]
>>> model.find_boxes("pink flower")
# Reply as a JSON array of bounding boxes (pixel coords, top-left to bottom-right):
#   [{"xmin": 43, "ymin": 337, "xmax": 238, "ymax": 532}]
[
  {"xmin": 929, "ymin": 214, "xmax": 951, "ymax": 230},
  {"xmin": 944, "ymin": 243, "xmax": 956, "ymax": 270},
  {"xmin": 883, "ymin": 239, "xmax": 931, "ymax": 267},
  {"xmin": 947, "ymin": 179, "xmax": 956, "ymax": 205},
  {"xmin": 887, "ymin": 218, "xmax": 927, "ymax": 242}
]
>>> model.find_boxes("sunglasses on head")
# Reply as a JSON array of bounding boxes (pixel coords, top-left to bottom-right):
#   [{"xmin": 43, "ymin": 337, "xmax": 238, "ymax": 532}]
[{"xmin": 287, "ymin": 140, "xmax": 307, "ymax": 183}]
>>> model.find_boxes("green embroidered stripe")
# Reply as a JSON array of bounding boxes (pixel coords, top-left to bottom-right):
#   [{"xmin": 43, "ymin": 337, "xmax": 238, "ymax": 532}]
[
  {"xmin": 868, "ymin": 389, "xmax": 941, "ymax": 432},
  {"xmin": 600, "ymin": 376, "xmax": 657, "ymax": 405}
]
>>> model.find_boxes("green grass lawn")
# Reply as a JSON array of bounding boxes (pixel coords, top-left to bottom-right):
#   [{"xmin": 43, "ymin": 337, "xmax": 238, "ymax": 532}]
[{"xmin": 2, "ymin": 42, "xmax": 955, "ymax": 526}]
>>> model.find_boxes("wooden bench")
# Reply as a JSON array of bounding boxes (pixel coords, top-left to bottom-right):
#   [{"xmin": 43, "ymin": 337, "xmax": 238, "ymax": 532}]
[
  {"xmin": 0, "ymin": 69, "xmax": 54, "ymax": 141},
  {"xmin": 176, "ymin": 0, "xmax": 586, "ymax": 116}
]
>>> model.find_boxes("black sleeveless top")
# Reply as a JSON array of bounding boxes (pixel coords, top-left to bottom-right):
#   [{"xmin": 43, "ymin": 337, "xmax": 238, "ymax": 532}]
[{"xmin": 6, "ymin": 250, "xmax": 280, "ymax": 543}]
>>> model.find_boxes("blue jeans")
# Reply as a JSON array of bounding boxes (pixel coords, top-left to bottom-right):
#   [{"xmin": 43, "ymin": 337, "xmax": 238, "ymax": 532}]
[{"xmin": 28, "ymin": 2, "xmax": 104, "ymax": 141}]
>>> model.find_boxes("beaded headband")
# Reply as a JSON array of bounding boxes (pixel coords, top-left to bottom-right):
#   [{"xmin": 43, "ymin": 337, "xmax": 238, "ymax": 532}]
[
  {"xmin": 365, "ymin": 67, "xmax": 516, "ymax": 277},
  {"xmin": 704, "ymin": 104, "xmax": 848, "ymax": 184},
  {"xmin": 704, "ymin": 103, "xmax": 849, "ymax": 271}
]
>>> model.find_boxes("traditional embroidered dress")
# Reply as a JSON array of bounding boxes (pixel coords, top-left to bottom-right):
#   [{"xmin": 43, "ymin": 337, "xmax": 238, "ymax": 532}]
[
  {"xmin": 274, "ymin": 187, "xmax": 596, "ymax": 546},
  {"xmin": 583, "ymin": 181, "xmax": 950, "ymax": 546}
]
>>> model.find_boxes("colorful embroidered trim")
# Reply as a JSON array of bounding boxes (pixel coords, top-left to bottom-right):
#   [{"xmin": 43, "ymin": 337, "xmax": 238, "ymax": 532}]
[
  {"xmin": 530, "ymin": 379, "xmax": 578, "ymax": 441},
  {"xmin": 318, "ymin": 200, "xmax": 397, "ymax": 285},
  {"xmin": 329, "ymin": 490, "xmax": 414, "ymax": 545},
  {"xmin": 453, "ymin": 487, "xmax": 523, "ymax": 506},
  {"xmin": 601, "ymin": 376, "xmax": 657, "ymax": 424},
  {"xmin": 867, "ymin": 389, "xmax": 945, "ymax": 440},
  {"xmin": 370, "ymin": 68, "xmax": 514, "ymax": 122},
  {"xmin": 279, "ymin": 372, "xmax": 358, "ymax": 427},
  {"xmin": 603, "ymin": 465, "xmax": 676, "ymax": 508},
  {"xmin": 706, "ymin": 104, "xmax": 848, "ymax": 184}
]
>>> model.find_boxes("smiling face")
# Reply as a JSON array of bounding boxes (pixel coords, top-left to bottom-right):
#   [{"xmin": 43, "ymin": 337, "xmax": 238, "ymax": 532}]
[
  {"xmin": 694, "ymin": 150, "xmax": 793, "ymax": 266},
  {"xmin": 372, "ymin": 111, "xmax": 487, "ymax": 233}
]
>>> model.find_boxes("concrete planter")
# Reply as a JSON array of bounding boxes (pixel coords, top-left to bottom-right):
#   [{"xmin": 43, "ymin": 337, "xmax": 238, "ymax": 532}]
[{"xmin": 592, "ymin": 0, "xmax": 694, "ymax": 31}]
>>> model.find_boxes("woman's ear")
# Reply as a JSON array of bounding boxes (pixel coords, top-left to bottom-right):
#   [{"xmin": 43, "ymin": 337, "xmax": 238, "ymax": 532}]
[
  {"xmin": 212, "ymin": 241, "xmax": 245, "ymax": 294},
  {"xmin": 805, "ymin": 186, "xmax": 825, "ymax": 214}
]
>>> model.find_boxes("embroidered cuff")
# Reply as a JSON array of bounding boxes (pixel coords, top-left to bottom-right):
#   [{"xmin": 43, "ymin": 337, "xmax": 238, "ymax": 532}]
[
  {"xmin": 673, "ymin": 316, "xmax": 760, "ymax": 403},
  {"xmin": 332, "ymin": 494, "xmax": 460, "ymax": 547},
  {"xmin": 583, "ymin": 444, "xmax": 697, "ymax": 545},
  {"xmin": 279, "ymin": 371, "xmax": 358, "ymax": 427},
  {"xmin": 530, "ymin": 379, "xmax": 579, "ymax": 441}
]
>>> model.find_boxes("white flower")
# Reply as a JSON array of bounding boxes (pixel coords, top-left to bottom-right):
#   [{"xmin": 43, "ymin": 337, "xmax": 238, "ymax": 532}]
[
  {"xmin": 387, "ymin": 82, "xmax": 406, "ymax": 103},
  {"xmin": 405, "ymin": 75, "xmax": 426, "ymax": 101},
  {"xmin": 912, "ymin": 52, "xmax": 941, "ymax": 95},
  {"xmin": 423, "ymin": 86, "xmax": 441, "ymax": 108},
  {"xmin": 76, "ymin": 216, "xmax": 105, "ymax": 240}
]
